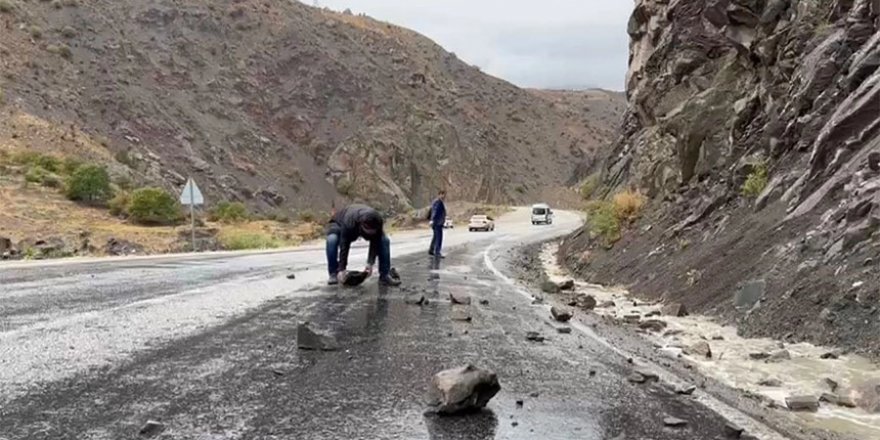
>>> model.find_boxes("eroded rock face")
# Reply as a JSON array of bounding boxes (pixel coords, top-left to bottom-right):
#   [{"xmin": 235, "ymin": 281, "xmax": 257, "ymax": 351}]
[{"xmin": 426, "ymin": 365, "xmax": 501, "ymax": 415}]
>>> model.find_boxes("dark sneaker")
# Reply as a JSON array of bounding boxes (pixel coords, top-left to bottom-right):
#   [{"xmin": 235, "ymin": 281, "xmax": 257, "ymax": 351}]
[
  {"xmin": 379, "ymin": 276, "xmax": 401, "ymax": 287},
  {"xmin": 328, "ymin": 276, "xmax": 339, "ymax": 286}
]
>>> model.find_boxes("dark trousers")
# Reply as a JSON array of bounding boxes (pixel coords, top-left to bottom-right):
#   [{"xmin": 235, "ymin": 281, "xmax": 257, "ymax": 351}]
[
  {"xmin": 429, "ymin": 225, "xmax": 443, "ymax": 255},
  {"xmin": 326, "ymin": 233, "xmax": 392, "ymax": 278}
]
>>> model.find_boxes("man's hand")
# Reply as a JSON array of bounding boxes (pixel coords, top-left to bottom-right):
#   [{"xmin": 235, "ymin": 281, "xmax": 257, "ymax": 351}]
[{"xmin": 364, "ymin": 265, "xmax": 374, "ymax": 277}]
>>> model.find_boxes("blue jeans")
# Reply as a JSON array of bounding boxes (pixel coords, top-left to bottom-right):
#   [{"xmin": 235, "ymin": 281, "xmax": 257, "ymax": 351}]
[
  {"xmin": 429, "ymin": 225, "xmax": 443, "ymax": 255},
  {"xmin": 326, "ymin": 233, "xmax": 392, "ymax": 278}
]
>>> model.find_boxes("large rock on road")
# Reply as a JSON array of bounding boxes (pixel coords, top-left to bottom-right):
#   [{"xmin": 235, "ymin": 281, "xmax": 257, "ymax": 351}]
[{"xmin": 426, "ymin": 365, "xmax": 501, "ymax": 415}]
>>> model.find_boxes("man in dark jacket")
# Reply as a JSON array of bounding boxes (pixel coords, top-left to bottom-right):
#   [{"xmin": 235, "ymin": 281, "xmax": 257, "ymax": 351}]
[
  {"xmin": 428, "ymin": 190, "xmax": 447, "ymax": 258},
  {"xmin": 326, "ymin": 204, "xmax": 401, "ymax": 286}
]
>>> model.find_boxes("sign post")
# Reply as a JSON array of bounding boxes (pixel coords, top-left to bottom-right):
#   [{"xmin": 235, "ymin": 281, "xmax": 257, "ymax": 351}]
[{"xmin": 179, "ymin": 178, "xmax": 205, "ymax": 252}]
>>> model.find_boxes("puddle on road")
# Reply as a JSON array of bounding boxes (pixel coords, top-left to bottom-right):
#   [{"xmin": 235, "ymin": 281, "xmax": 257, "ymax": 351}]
[{"xmin": 541, "ymin": 244, "xmax": 880, "ymax": 439}]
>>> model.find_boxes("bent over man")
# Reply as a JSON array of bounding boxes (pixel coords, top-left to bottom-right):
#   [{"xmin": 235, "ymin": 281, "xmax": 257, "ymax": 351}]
[{"xmin": 325, "ymin": 204, "xmax": 401, "ymax": 287}]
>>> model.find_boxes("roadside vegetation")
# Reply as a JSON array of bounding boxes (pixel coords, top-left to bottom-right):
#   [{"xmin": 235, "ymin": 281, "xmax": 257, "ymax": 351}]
[
  {"xmin": 0, "ymin": 149, "xmax": 326, "ymax": 257},
  {"xmin": 583, "ymin": 188, "xmax": 647, "ymax": 247},
  {"xmin": 741, "ymin": 163, "xmax": 768, "ymax": 198}
]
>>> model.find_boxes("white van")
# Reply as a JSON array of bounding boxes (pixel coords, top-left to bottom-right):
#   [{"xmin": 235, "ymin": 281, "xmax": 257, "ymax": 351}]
[{"xmin": 531, "ymin": 203, "xmax": 553, "ymax": 225}]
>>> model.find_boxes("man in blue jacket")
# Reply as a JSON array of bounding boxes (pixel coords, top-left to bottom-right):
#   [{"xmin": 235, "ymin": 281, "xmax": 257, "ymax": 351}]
[
  {"xmin": 428, "ymin": 190, "xmax": 447, "ymax": 258},
  {"xmin": 326, "ymin": 204, "xmax": 401, "ymax": 286}
]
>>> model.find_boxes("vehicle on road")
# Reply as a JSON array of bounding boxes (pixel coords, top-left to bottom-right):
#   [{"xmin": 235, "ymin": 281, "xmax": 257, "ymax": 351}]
[
  {"xmin": 443, "ymin": 217, "xmax": 454, "ymax": 229},
  {"xmin": 531, "ymin": 203, "xmax": 553, "ymax": 225},
  {"xmin": 468, "ymin": 215, "xmax": 495, "ymax": 232}
]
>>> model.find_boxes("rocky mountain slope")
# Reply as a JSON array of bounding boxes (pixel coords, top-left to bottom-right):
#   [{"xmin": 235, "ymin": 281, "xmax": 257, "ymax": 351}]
[
  {"xmin": 0, "ymin": 0, "xmax": 623, "ymax": 215},
  {"xmin": 562, "ymin": 0, "xmax": 880, "ymax": 357}
]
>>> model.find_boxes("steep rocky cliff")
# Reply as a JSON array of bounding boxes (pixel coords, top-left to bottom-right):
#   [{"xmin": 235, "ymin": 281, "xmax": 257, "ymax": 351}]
[
  {"xmin": 0, "ymin": 0, "xmax": 623, "ymax": 214},
  {"xmin": 562, "ymin": 0, "xmax": 880, "ymax": 356}
]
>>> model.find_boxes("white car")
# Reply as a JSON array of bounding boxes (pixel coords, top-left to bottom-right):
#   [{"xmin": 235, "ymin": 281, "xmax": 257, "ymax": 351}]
[
  {"xmin": 531, "ymin": 203, "xmax": 553, "ymax": 225},
  {"xmin": 443, "ymin": 217, "xmax": 454, "ymax": 229},
  {"xmin": 468, "ymin": 215, "xmax": 495, "ymax": 232}
]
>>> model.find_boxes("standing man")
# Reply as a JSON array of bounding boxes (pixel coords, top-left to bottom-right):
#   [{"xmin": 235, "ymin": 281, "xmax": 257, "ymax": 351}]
[
  {"xmin": 428, "ymin": 190, "xmax": 447, "ymax": 258},
  {"xmin": 326, "ymin": 204, "xmax": 401, "ymax": 286}
]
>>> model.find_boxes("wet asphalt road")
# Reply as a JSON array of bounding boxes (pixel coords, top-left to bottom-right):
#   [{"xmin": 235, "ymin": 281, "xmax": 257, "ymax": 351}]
[{"xmin": 0, "ymin": 210, "xmax": 757, "ymax": 439}]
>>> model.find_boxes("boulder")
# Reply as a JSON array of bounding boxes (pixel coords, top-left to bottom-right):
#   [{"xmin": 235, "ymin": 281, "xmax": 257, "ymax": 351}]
[
  {"xmin": 540, "ymin": 280, "xmax": 560, "ymax": 294},
  {"xmin": 734, "ymin": 279, "xmax": 765, "ymax": 309},
  {"xmin": 550, "ymin": 306, "xmax": 573, "ymax": 323},
  {"xmin": 675, "ymin": 384, "xmax": 697, "ymax": 395},
  {"xmin": 139, "ymin": 420, "xmax": 165, "ymax": 436},
  {"xmin": 576, "ymin": 294, "xmax": 597, "ymax": 310},
  {"xmin": 662, "ymin": 302, "xmax": 688, "ymax": 317},
  {"xmin": 663, "ymin": 416, "xmax": 688, "ymax": 427},
  {"xmin": 296, "ymin": 322, "xmax": 339, "ymax": 351},
  {"xmin": 785, "ymin": 395, "xmax": 819, "ymax": 412},
  {"xmin": 557, "ymin": 279, "xmax": 575, "ymax": 291},
  {"xmin": 525, "ymin": 331, "xmax": 545, "ymax": 342},
  {"xmin": 869, "ymin": 151, "xmax": 880, "ymax": 172},
  {"xmin": 758, "ymin": 378, "xmax": 783, "ymax": 387},
  {"xmin": 426, "ymin": 365, "xmax": 501, "ymax": 415},
  {"xmin": 850, "ymin": 380, "xmax": 880, "ymax": 412},
  {"xmin": 449, "ymin": 291, "xmax": 472, "ymax": 305},
  {"xmin": 638, "ymin": 319, "xmax": 668, "ymax": 332},
  {"xmin": 684, "ymin": 341, "xmax": 713, "ymax": 359},
  {"xmin": 724, "ymin": 422, "xmax": 744, "ymax": 438},
  {"xmin": 766, "ymin": 349, "xmax": 791, "ymax": 363}
]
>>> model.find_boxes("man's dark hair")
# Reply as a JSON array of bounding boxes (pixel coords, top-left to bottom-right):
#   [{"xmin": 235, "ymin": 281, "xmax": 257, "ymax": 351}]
[{"xmin": 438, "ymin": 189, "xmax": 447, "ymax": 196}]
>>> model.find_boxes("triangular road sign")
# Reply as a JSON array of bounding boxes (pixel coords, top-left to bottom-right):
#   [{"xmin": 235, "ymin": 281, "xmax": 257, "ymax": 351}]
[{"xmin": 180, "ymin": 178, "xmax": 204, "ymax": 206}]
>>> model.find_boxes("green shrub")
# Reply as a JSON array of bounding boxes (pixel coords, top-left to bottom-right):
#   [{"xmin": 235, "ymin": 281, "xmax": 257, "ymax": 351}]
[
  {"xmin": 0, "ymin": 1, "xmax": 13, "ymax": 13},
  {"xmin": 220, "ymin": 232, "xmax": 282, "ymax": 250},
  {"xmin": 28, "ymin": 25, "xmax": 43, "ymax": 39},
  {"xmin": 60, "ymin": 26, "xmax": 77, "ymax": 38},
  {"xmin": 209, "ymin": 201, "xmax": 249, "ymax": 223},
  {"xmin": 128, "ymin": 187, "xmax": 181, "ymax": 225},
  {"xmin": 586, "ymin": 201, "xmax": 621, "ymax": 247},
  {"xmin": 65, "ymin": 164, "xmax": 112, "ymax": 202},
  {"xmin": 108, "ymin": 191, "xmax": 130, "ymax": 217},
  {"xmin": 61, "ymin": 157, "xmax": 83, "ymax": 175},
  {"xmin": 24, "ymin": 166, "xmax": 61, "ymax": 188},
  {"xmin": 13, "ymin": 151, "xmax": 63, "ymax": 173},
  {"xmin": 742, "ymin": 163, "xmax": 768, "ymax": 198},
  {"xmin": 579, "ymin": 173, "xmax": 600, "ymax": 200}
]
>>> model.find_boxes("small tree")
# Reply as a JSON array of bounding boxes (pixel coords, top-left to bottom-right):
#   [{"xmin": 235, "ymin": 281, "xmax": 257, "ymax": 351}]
[
  {"xmin": 65, "ymin": 164, "xmax": 112, "ymax": 202},
  {"xmin": 128, "ymin": 187, "xmax": 181, "ymax": 225}
]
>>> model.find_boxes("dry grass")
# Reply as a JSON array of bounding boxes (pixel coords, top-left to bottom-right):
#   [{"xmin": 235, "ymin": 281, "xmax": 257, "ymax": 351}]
[{"xmin": 612, "ymin": 190, "xmax": 647, "ymax": 222}]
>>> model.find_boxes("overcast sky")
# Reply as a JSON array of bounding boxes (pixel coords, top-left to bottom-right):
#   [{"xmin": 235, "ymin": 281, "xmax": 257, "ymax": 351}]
[{"xmin": 310, "ymin": 1, "xmax": 632, "ymax": 91}]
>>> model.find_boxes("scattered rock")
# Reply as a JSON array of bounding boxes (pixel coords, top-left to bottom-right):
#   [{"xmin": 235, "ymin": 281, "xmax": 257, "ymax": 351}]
[
  {"xmin": 479, "ymin": 299, "xmax": 489, "ymax": 306},
  {"xmin": 850, "ymin": 380, "xmax": 880, "ymax": 412},
  {"xmin": 628, "ymin": 373, "xmax": 647, "ymax": 384},
  {"xmin": 139, "ymin": 420, "xmax": 165, "ymax": 436},
  {"xmin": 711, "ymin": 335, "xmax": 725, "ymax": 341},
  {"xmin": 426, "ymin": 365, "xmax": 501, "ymax": 415},
  {"xmin": 550, "ymin": 306, "xmax": 574, "ymax": 322},
  {"xmin": 525, "ymin": 331, "xmax": 545, "ymax": 342},
  {"xmin": 515, "ymin": 399, "xmax": 524, "ymax": 407},
  {"xmin": 405, "ymin": 295, "xmax": 427, "ymax": 306},
  {"xmin": 684, "ymin": 341, "xmax": 712, "ymax": 359},
  {"xmin": 734, "ymin": 279, "xmax": 766, "ymax": 310},
  {"xmin": 557, "ymin": 279, "xmax": 575, "ymax": 291},
  {"xmin": 449, "ymin": 291, "xmax": 472, "ymax": 305},
  {"xmin": 286, "ymin": 273, "xmax": 296, "ymax": 280},
  {"xmin": 661, "ymin": 302, "xmax": 688, "ymax": 317},
  {"xmin": 634, "ymin": 368, "xmax": 659, "ymax": 382},
  {"xmin": 104, "ymin": 238, "xmax": 144, "ymax": 256},
  {"xmin": 758, "ymin": 378, "xmax": 783, "ymax": 387},
  {"xmin": 822, "ymin": 378, "xmax": 839, "ymax": 392},
  {"xmin": 785, "ymin": 395, "xmax": 819, "ymax": 412},
  {"xmin": 638, "ymin": 319, "xmax": 667, "ymax": 332},
  {"xmin": 820, "ymin": 351, "xmax": 841, "ymax": 360},
  {"xmin": 296, "ymin": 322, "xmax": 339, "ymax": 351},
  {"xmin": 576, "ymin": 294, "xmax": 597, "ymax": 310},
  {"xmin": 540, "ymin": 280, "xmax": 560, "ymax": 294},
  {"xmin": 766, "ymin": 350, "xmax": 791, "ymax": 363},
  {"xmin": 663, "ymin": 416, "xmax": 687, "ymax": 427},
  {"xmin": 675, "ymin": 384, "xmax": 697, "ymax": 395},
  {"xmin": 556, "ymin": 326, "xmax": 572, "ymax": 334},
  {"xmin": 451, "ymin": 310, "xmax": 472, "ymax": 322},
  {"xmin": 623, "ymin": 314, "xmax": 642, "ymax": 323},
  {"xmin": 820, "ymin": 392, "xmax": 840, "ymax": 405},
  {"xmin": 748, "ymin": 352, "xmax": 770, "ymax": 360},
  {"xmin": 531, "ymin": 297, "xmax": 545, "ymax": 305},
  {"xmin": 644, "ymin": 310, "xmax": 661, "ymax": 318},
  {"xmin": 598, "ymin": 300, "xmax": 616, "ymax": 308},
  {"xmin": 723, "ymin": 422, "xmax": 744, "ymax": 438}
]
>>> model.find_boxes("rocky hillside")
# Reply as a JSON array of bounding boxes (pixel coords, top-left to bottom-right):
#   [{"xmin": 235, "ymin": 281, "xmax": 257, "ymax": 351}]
[
  {"xmin": 0, "ymin": 0, "xmax": 623, "ymax": 215},
  {"xmin": 562, "ymin": 0, "xmax": 880, "ymax": 356}
]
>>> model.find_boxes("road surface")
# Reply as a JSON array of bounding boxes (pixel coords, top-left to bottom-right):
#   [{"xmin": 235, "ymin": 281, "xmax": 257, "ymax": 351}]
[{"xmin": 0, "ymin": 208, "xmax": 778, "ymax": 439}]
